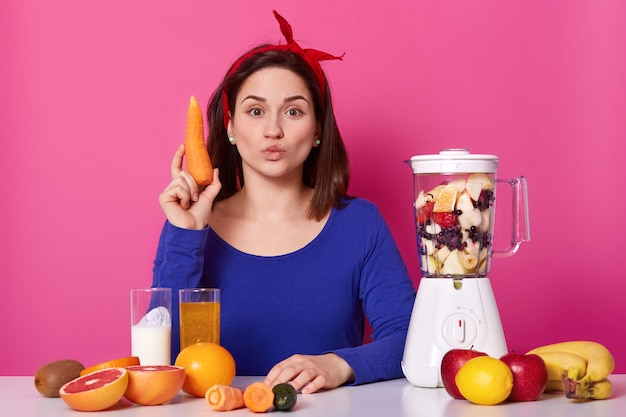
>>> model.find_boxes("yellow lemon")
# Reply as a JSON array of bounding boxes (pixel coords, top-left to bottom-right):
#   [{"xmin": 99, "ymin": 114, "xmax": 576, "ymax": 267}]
[{"xmin": 455, "ymin": 356, "xmax": 513, "ymax": 405}]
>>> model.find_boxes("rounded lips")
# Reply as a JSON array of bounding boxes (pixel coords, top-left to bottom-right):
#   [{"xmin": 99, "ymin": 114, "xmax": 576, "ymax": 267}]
[{"xmin": 263, "ymin": 144, "xmax": 285, "ymax": 157}]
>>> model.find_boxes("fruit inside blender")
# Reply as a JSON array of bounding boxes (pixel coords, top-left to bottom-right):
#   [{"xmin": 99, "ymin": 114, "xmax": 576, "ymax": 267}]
[{"xmin": 414, "ymin": 173, "xmax": 495, "ymax": 278}]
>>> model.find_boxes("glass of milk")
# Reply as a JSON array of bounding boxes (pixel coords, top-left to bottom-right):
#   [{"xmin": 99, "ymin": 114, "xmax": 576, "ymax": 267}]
[{"xmin": 130, "ymin": 288, "xmax": 172, "ymax": 365}]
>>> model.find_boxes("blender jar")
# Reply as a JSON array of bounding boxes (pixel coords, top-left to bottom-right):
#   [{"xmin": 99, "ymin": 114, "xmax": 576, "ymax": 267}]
[{"xmin": 407, "ymin": 148, "xmax": 529, "ymax": 278}]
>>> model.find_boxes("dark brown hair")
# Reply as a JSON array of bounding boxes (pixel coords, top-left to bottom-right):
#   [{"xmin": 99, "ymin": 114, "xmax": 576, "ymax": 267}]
[{"xmin": 206, "ymin": 48, "xmax": 351, "ymax": 220}]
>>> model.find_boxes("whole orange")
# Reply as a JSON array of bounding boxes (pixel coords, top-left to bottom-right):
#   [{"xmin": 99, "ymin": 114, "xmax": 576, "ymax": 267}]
[{"xmin": 175, "ymin": 342, "xmax": 236, "ymax": 397}]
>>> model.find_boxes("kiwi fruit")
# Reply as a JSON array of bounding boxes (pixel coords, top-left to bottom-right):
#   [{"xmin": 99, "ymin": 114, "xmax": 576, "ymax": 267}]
[{"xmin": 34, "ymin": 359, "xmax": 85, "ymax": 397}]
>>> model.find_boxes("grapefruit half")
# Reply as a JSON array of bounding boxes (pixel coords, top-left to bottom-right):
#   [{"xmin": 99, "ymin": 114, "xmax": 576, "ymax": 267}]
[
  {"xmin": 60, "ymin": 367, "xmax": 128, "ymax": 411},
  {"xmin": 124, "ymin": 365, "xmax": 185, "ymax": 405}
]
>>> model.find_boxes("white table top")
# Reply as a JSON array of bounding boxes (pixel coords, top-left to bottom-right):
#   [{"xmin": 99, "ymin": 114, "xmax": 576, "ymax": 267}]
[{"xmin": 2, "ymin": 375, "xmax": 625, "ymax": 416}]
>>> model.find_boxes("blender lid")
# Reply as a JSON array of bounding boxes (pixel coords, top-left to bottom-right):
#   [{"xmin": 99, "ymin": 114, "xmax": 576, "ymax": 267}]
[{"xmin": 408, "ymin": 148, "xmax": 498, "ymax": 174}]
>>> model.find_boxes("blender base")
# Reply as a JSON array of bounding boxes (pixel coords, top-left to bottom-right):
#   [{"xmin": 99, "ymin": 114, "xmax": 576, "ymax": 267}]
[{"xmin": 402, "ymin": 277, "xmax": 508, "ymax": 388}]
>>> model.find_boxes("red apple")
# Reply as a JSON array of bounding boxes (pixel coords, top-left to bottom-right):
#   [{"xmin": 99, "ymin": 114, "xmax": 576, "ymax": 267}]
[
  {"xmin": 500, "ymin": 353, "xmax": 548, "ymax": 401},
  {"xmin": 441, "ymin": 348, "xmax": 488, "ymax": 399}
]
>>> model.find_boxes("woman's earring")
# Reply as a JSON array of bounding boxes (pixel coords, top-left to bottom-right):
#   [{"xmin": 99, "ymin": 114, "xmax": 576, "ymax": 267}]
[
  {"xmin": 315, "ymin": 139, "xmax": 321, "ymax": 146},
  {"xmin": 228, "ymin": 136, "xmax": 235, "ymax": 144}
]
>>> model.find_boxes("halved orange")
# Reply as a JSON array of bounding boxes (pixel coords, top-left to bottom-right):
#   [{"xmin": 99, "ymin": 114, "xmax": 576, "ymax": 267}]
[
  {"xmin": 433, "ymin": 184, "xmax": 457, "ymax": 213},
  {"xmin": 80, "ymin": 356, "xmax": 140, "ymax": 376}
]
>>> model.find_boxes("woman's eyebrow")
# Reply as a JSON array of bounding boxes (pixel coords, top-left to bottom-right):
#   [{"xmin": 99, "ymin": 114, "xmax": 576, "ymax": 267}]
[
  {"xmin": 241, "ymin": 95, "xmax": 266, "ymax": 104},
  {"xmin": 284, "ymin": 95, "xmax": 309, "ymax": 104},
  {"xmin": 240, "ymin": 95, "xmax": 310, "ymax": 105}
]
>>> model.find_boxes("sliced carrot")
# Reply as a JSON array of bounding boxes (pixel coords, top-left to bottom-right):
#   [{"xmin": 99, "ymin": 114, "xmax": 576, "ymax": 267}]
[
  {"xmin": 243, "ymin": 382, "xmax": 275, "ymax": 413},
  {"xmin": 205, "ymin": 384, "xmax": 245, "ymax": 411},
  {"xmin": 185, "ymin": 95, "xmax": 213, "ymax": 186}
]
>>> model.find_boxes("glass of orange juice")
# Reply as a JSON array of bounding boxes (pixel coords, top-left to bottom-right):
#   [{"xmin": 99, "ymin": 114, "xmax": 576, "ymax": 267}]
[{"xmin": 179, "ymin": 288, "xmax": 220, "ymax": 349}]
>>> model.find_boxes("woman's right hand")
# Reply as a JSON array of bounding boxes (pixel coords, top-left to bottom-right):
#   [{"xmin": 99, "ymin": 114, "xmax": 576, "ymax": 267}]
[{"xmin": 158, "ymin": 143, "xmax": 222, "ymax": 230}]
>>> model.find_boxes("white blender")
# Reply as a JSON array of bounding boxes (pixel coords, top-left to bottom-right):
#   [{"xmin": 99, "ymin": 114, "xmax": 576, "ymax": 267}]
[{"xmin": 401, "ymin": 149, "xmax": 530, "ymax": 388}]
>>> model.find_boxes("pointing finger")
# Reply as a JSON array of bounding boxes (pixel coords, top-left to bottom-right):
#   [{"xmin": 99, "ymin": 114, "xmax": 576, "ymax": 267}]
[{"xmin": 170, "ymin": 143, "xmax": 186, "ymax": 179}]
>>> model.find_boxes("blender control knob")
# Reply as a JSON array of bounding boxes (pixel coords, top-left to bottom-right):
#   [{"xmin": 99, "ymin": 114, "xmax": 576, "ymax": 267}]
[
  {"xmin": 454, "ymin": 318, "xmax": 466, "ymax": 343},
  {"xmin": 442, "ymin": 313, "xmax": 478, "ymax": 348}
]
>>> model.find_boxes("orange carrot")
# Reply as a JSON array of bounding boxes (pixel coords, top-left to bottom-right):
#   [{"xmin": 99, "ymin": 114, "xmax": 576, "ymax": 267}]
[
  {"xmin": 205, "ymin": 384, "xmax": 245, "ymax": 411},
  {"xmin": 243, "ymin": 382, "xmax": 275, "ymax": 413},
  {"xmin": 185, "ymin": 95, "xmax": 213, "ymax": 186}
]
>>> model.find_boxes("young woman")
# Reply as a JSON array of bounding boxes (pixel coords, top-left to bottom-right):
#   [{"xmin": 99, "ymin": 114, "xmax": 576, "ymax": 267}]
[{"xmin": 153, "ymin": 11, "xmax": 416, "ymax": 394}]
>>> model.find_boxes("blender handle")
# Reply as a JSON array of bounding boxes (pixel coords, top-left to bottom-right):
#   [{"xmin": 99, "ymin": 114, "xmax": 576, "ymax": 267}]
[{"xmin": 493, "ymin": 176, "xmax": 530, "ymax": 258}]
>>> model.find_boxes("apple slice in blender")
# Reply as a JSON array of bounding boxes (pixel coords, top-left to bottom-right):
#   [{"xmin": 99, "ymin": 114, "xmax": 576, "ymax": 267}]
[
  {"xmin": 425, "ymin": 255, "xmax": 439, "ymax": 274},
  {"xmin": 425, "ymin": 222, "xmax": 441, "ymax": 236},
  {"xmin": 467, "ymin": 173, "xmax": 494, "ymax": 190},
  {"xmin": 415, "ymin": 190, "xmax": 427, "ymax": 210},
  {"xmin": 436, "ymin": 246, "xmax": 451, "ymax": 262},
  {"xmin": 421, "ymin": 238, "xmax": 436, "ymax": 256},
  {"xmin": 478, "ymin": 258, "xmax": 488, "ymax": 274},
  {"xmin": 441, "ymin": 249, "xmax": 465, "ymax": 275},
  {"xmin": 466, "ymin": 181, "xmax": 484, "ymax": 202},
  {"xmin": 457, "ymin": 193, "xmax": 482, "ymax": 229},
  {"xmin": 456, "ymin": 192, "xmax": 474, "ymax": 213}
]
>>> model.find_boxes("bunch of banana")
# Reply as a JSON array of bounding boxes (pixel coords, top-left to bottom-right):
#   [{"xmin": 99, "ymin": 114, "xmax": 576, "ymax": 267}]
[{"xmin": 527, "ymin": 340, "xmax": 615, "ymax": 400}]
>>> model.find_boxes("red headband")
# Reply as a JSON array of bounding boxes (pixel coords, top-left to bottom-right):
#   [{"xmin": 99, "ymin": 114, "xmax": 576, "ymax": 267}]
[{"xmin": 222, "ymin": 10, "xmax": 344, "ymax": 129}]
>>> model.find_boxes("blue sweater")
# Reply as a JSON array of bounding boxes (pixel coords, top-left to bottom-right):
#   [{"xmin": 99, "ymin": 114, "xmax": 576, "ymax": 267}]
[{"xmin": 152, "ymin": 198, "xmax": 416, "ymax": 385}]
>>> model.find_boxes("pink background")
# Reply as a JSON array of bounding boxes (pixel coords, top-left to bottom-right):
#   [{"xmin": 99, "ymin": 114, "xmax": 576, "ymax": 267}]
[{"xmin": 2, "ymin": 0, "xmax": 625, "ymax": 375}]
